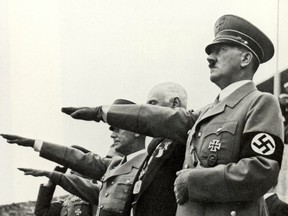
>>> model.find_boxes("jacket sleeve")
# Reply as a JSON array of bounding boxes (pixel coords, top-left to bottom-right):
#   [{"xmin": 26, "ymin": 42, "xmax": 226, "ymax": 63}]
[
  {"xmin": 50, "ymin": 172, "xmax": 100, "ymax": 205},
  {"xmin": 40, "ymin": 142, "xmax": 110, "ymax": 180},
  {"xmin": 107, "ymin": 104, "xmax": 197, "ymax": 143},
  {"xmin": 34, "ymin": 184, "xmax": 63, "ymax": 216},
  {"xmin": 185, "ymin": 156, "xmax": 279, "ymax": 203}
]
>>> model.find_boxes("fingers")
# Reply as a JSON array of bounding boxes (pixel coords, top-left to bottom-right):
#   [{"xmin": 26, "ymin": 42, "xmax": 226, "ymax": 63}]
[
  {"xmin": 1, "ymin": 134, "xmax": 20, "ymax": 144},
  {"xmin": 61, "ymin": 107, "xmax": 79, "ymax": 115},
  {"xmin": 174, "ymin": 187, "xmax": 185, "ymax": 205},
  {"xmin": 1, "ymin": 134, "xmax": 18, "ymax": 140},
  {"xmin": 18, "ymin": 168, "xmax": 30, "ymax": 172},
  {"xmin": 70, "ymin": 110, "xmax": 82, "ymax": 119}
]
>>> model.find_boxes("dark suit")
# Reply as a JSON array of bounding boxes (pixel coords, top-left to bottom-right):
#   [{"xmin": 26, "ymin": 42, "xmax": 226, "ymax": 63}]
[
  {"xmin": 265, "ymin": 194, "xmax": 288, "ymax": 216},
  {"xmin": 35, "ymin": 183, "xmax": 93, "ymax": 216},
  {"xmin": 122, "ymin": 138, "xmax": 185, "ymax": 216}
]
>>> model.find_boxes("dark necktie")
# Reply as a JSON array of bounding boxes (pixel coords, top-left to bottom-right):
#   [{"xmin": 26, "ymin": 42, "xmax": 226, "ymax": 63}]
[{"xmin": 121, "ymin": 156, "xmax": 127, "ymax": 165}]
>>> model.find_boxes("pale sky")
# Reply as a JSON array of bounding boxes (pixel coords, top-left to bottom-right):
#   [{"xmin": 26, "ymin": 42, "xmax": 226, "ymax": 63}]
[{"xmin": 0, "ymin": 0, "xmax": 287, "ymax": 205}]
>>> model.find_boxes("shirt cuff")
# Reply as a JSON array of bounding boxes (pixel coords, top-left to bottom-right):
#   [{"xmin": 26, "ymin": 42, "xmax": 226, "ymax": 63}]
[{"xmin": 34, "ymin": 139, "xmax": 43, "ymax": 152}]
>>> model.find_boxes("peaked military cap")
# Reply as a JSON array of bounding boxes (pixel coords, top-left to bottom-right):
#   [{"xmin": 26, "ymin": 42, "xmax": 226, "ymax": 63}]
[
  {"xmin": 205, "ymin": 14, "xmax": 274, "ymax": 64},
  {"xmin": 109, "ymin": 99, "xmax": 135, "ymax": 131}
]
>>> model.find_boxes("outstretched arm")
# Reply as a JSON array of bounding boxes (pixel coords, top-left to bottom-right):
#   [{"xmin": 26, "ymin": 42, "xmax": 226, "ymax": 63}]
[
  {"xmin": 1, "ymin": 134, "xmax": 110, "ymax": 180},
  {"xmin": 62, "ymin": 105, "xmax": 197, "ymax": 143}
]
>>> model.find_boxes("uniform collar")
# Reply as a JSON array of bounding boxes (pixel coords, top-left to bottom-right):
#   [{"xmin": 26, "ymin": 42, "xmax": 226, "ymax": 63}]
[
  {"xmin": 264, "ymin": 192, "xmax": 276, "ymax": 200},
  {"xmin": 219, "ymin": 80, "xmax": 252, "ymax": 101},
  {"xmin": 127, "ymin": 149, "xmax": 146, "ymax": 161}
]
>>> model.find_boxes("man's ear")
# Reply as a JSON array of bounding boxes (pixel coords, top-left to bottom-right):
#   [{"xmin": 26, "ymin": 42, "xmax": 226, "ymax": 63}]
[
  {"xmin": 240, "ymin": 52, "xmax": 253, "ymax": 68},
  {"xmin": 172, "ymin": 97, "xmax": 181, "ymax": 108}
]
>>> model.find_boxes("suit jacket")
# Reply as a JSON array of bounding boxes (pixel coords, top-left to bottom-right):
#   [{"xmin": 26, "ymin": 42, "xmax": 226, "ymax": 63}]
[
  {"xmin": 35, "ymin": 183, "xmax": 92, "ymax": 216},
  {"xmin": 106, "ymin": 82, "xmax": 284, "ymax": 216},
  {"xmin": 39, "ymin": 143, "xmax": 147, "ymax": 216},
  {"xmin": 121, "ymin": 138, "xmax": 185, "ymax": 216},
  {"xmin": 265, "ymin": 194, "xmax": 288, "ymax": 216}
]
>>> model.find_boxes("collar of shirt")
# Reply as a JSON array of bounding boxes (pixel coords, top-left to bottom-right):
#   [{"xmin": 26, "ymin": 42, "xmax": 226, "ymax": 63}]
[
  {"xmin": 219, "ymin": 80, "xmax": 252, "ymax": 101},
  {"xmin": 126, "ymin": 149, "xmax": 146, "ymax": 161},
  {"xmin": 264, "ymin": 192, "xmax": 275, "ymax": 200}
]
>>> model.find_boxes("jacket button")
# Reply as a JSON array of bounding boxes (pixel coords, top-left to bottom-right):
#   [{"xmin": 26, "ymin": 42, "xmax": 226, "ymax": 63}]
[
  {"xmin": 184, "ymin": 163, "xmax": 189, "ymax": 169},
  {"xmin": 111, "ymin": 181, "xmax": 114, "ymax": 185},
  {"xmin": 100, "ymin": 205, "xmax": 104, "ymax": 209},
  {"xmin": 230, "ymin": 210, "xmax": 236, "ymax": 216},
  {"xmin": 105, "ymin": 193, "xmax": 109, "ymax": 197},
  {"xmin": 198, "ymin": 132, "xmax": 202, "ymax": 137}
]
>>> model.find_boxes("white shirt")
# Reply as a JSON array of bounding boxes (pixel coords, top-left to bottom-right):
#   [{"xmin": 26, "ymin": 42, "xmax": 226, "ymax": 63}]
[
  {"xmin": 264, "ymin": 192, "xmax": 275, "ymax": 200},
  {"xmin": 219, "ymin": 80, "xmax": 252, "ymax": 101}
]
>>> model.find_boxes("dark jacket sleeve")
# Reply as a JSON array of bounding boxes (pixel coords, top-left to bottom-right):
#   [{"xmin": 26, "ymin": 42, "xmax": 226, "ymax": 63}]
[
  {"xmin": 107, "ymin": 104, "xmax": 197, "ymax": 143},
  {"xmin": 40, "ymin": 142, "xmax": 110, "ymax": 180},
  {"xmin": 50, "ymin": 172, "xmax": 100, "ymax": 204},
  {"xmin": 34, "ymin": 184, "xmax": 63, "ymax": 216}
]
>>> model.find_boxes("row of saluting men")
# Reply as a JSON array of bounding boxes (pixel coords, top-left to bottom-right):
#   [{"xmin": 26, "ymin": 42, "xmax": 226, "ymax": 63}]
[{"xmin": 2, "ymin": 14, "xmax": 288, "ymax": 216}]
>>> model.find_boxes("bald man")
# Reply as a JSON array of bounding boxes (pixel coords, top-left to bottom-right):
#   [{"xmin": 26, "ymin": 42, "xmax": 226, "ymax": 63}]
[
  {"xmin": 62, "ymin": 82, "xmax": 189, "ymax": 216},
  {"xmin": 116, "ymin": 82, "xmax": 187, "ymax": 216}
]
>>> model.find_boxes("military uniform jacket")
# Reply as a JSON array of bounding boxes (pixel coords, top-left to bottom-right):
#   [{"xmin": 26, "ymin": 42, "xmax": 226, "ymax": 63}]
[
  {"xmin": 97, "ymin": 153, "xmax": 146, "ymax": 216},
  {"xmin": 39, "ymin": 143, "xmax": 147, "ymax": 216},
  {"xmin": 265, "ymin": 194, "xmax": 288, "ymax": 216},
  {"xmin": 121, "ymin": 138, "xmax": 185, "ymax": 216},
  {"xmin": 49, "ymin": 171, "xmax": 100, "ymax": 205},
  {"xmin": 35, "ymin": 183, "xmax": 92, "ymax": 216},
  {"xmin": 106, "ymin": 82, "xmax": 284, "ymax": 216}
]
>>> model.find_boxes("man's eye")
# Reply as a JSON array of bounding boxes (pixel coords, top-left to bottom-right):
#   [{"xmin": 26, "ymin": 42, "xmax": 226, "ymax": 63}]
[{"xmin": 150, "ymin": 101, "xmax": 157, "ymax": 105}]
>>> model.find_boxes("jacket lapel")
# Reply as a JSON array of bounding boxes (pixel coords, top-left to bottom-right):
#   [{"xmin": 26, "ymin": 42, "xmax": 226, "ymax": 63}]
[
  {"xmin": 103, "ymin": 153, "xmax": 147, "ymax": 181},
  {"xmin": 137, "ymin": 139, "xmax": 176, "ymax": 198},
  {"xmin": 192, "ymin": 82, "xmax": 257, "ymax": 133}
]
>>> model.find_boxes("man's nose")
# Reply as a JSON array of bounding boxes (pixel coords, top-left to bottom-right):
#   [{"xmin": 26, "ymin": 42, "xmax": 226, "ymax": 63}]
[
  {"xmin": 110, "ymin": 131, "xmax": 117, "ymax": 138},
  {"xmin": 207, "ymin": 54, "xmax": 216, "ymax": 66}
]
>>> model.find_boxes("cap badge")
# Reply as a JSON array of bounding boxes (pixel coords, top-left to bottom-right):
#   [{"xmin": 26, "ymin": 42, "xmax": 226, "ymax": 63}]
[{"xmin": 215, "ymin": 16, "xmax": 226, "ymax": 32}]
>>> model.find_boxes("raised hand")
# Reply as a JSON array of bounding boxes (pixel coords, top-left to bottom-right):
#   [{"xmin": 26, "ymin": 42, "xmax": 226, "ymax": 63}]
[
  {"xmin": 0, "ymin": 134, "xmax": 34, "ymax": 147},
  {"xmin": 61, "ymin": 106, "xmax": 103, "ymax": 122},
  {"xmin": 18, "ymin": 168, "xmax": 52, "ymax": 178}
]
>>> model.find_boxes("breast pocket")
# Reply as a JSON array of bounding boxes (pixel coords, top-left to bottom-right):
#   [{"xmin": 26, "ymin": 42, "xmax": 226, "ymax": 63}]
[
  {"xmin": 201, "ymin": 121, "xmax": 238, "ymax": 162},
  {"xmin": 113, "ymin": 176, "xmax": 133, "ymax": 200}
]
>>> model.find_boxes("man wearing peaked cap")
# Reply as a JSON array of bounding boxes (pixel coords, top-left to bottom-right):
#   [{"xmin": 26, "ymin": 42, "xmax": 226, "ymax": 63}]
[
  {"xmin": 51, "ymin": 15, "xmax": 284, "ymax": 216},
  {"xmin": 205, "ymin": 14, "xmax": 274, "ymax": 64},
  {"xmin": 1, "ymin": 98, "xmax": 147, "ymax": 216}
]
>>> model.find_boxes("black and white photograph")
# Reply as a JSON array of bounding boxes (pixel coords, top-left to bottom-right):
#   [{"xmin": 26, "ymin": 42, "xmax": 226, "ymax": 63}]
[{"xmin": 0, "ymin": 0, "xmax": 288, "ymax": 215}]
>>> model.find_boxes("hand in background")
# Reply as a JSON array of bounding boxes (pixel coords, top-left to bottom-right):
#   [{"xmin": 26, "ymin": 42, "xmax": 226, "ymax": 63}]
[
  {"xmin": 61, "ymin": 106, "xmax": 103, "ymax": 122},
  {"xmin": 1, "ymin": 134, "xmax": 34, "ymax": 147}
]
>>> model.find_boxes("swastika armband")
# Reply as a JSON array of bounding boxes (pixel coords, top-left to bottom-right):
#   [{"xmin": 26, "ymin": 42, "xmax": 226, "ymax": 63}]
[{"xmin": 240, "ymin": 132, "xmax": 284, "ymax": 166}]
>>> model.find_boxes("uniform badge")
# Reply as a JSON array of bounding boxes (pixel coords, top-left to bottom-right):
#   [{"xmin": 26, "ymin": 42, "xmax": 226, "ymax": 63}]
[
  {"xmin": 251, "ymin": 133, "xmax": 275, "ymax": 155},
  {"xmin": 155, "ymin": 141, "xmax": 172, "ymax": 158},
  {"xmin": 75, "ymin": 208, "xmax": 82, "ymax": 215},
  {"xmin": 208, "ymin": 139, "xmax": 221, "ymax": 152},
  {"xmin": 133, "ymin": 180, "xmax": 142, "ymax": 194}
]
